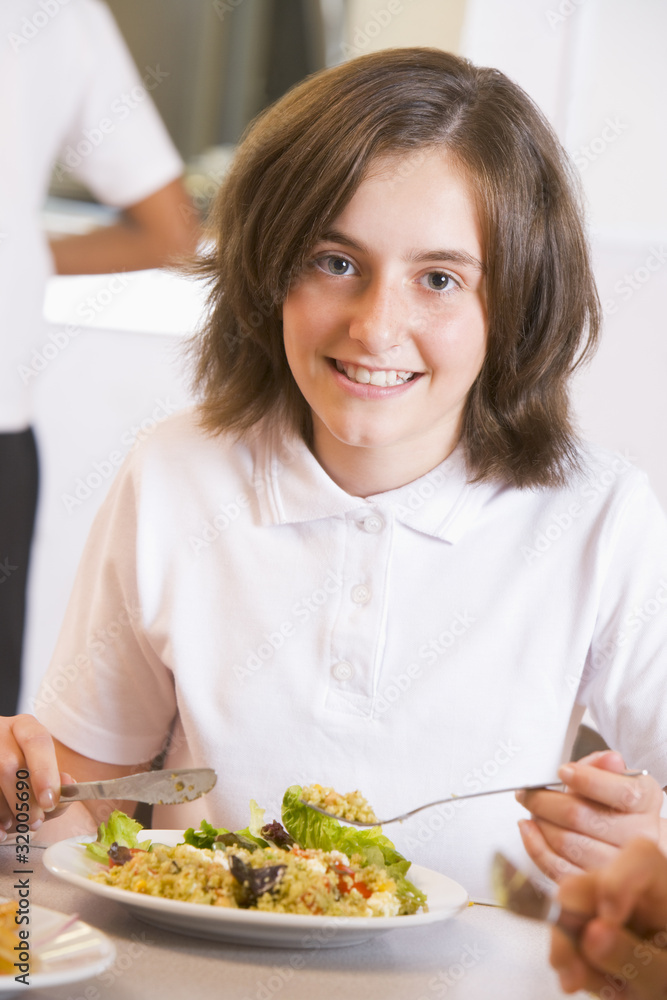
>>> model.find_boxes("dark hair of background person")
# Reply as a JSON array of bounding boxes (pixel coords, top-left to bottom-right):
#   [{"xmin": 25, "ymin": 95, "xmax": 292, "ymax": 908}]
[{"xmin": 187, "ymin": 47, "xmax": 601, "ymax": 490}]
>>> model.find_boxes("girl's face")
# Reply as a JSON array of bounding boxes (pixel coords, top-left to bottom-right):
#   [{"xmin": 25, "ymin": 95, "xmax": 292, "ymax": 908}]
[{"xmin": 282, "ymin": 149, "xmax": 488, "ymax": 494}]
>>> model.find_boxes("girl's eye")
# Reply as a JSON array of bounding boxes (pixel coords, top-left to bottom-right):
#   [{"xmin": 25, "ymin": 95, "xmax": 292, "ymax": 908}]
[
  {"xmin": 423, "ymin": 271, "xmax": 457, "ymax": 292},
  {"xmin": 317, "ymin": 255, "xmax": 357, "ymax": 277}
]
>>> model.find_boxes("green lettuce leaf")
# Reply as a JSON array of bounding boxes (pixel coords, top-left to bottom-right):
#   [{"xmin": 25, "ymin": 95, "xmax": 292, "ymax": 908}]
[
  {"xmin": 248, "ymin": 799, "xmax": 265, "ymax": 838},
  {"xmin": 183, "ymin": 811, "xmax": 268, "ymax": 851},
  {"xmin": 281, "ymin": 785, "xmax": 427, "ymax": 911},
  {"xmin": 182, "ymin": 819, "xmax": 230, "ymax": 850},
  {"xmin": 281, "ymin": 785, "xmax": 342, "ymax": 851},
  {"xmin": 85, "ymin": 809, "xmax": 151, "ymax": 863}
]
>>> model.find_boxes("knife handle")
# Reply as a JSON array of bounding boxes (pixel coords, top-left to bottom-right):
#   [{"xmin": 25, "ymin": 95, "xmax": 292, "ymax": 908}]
[{"xmin": 59, "ymin": 781, "xmax": 101, "ymax": 801}]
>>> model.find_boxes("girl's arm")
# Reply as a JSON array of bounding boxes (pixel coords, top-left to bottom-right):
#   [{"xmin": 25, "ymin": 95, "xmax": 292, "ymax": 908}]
[{"xmin": 0, "ymin": 713, "xmax": 150, "ymax": 839}]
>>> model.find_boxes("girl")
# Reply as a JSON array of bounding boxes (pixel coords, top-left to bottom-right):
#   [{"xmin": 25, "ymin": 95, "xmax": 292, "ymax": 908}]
[{"xmin": 1, "ymin": 48, "xmax": 665, "ymax": 902}]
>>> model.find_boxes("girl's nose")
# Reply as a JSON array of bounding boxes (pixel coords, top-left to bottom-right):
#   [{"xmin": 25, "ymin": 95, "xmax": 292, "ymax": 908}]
[{"xmin": 348, "ymin": 280, "xmax": 409, "ymax": 357}]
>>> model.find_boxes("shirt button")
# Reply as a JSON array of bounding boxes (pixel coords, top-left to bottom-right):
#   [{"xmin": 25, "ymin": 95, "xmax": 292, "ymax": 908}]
[
  {"xmin": 351, "ymin": 584, "xmax": 371, "ymax": 604},
  {"xmin": 363, "ymin": 514, "xmax": 384, "ymax": 533},
  {"xmin": 332, "ymin": 661, "xmax": 354, "ymax": 682}
]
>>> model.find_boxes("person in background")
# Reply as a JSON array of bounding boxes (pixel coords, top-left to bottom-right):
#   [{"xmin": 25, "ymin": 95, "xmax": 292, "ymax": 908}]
[
  {"xmin": 551, "ymin": 837, "xmax": 667, "ymax": 998},
  {"xmin": 0, "ymin": 0, "xmax": 200, "ymax": 716}
]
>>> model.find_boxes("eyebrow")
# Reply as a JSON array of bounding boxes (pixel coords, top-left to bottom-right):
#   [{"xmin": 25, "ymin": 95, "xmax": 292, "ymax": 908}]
[{"xmin": 317, "ymin": 230, "xmax": 486, "ymax": 274}]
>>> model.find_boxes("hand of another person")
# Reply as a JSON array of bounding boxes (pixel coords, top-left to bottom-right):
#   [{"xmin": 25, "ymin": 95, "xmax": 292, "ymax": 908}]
[
  {"xmin": 551, "ymin": 837, "xmax": 667, "ymax": 998},
  {"xmin": 0, "ymin": 715, "xmax": 72, "ymax": 838},
  {"xmin": 516, "ymin": 750, "xmax": 663, "ymax": 881}
]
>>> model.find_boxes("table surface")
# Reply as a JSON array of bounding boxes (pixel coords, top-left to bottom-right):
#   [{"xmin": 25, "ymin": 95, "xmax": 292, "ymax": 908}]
[{"xmin": 0, "ymin": 846, "xmax": 591, "ymax": 1000}]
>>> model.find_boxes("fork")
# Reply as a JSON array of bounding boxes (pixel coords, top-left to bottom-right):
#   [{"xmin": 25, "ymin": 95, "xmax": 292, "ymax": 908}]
[{"xmin": 300, "ymin": 770, "xmax": 648, "ymax": 827}]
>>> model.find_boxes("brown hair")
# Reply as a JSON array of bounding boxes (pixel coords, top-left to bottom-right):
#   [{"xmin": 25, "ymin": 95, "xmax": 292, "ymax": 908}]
[{"xmin": 188, "ymin": 47, "xmax": 599, "ymax": 488}]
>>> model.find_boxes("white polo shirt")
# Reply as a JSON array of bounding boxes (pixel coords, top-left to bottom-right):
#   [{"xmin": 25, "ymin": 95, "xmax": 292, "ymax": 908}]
[
  {"xmin": 0, "ymin": 0, "xmax": 183, "ymax": 429},
  {"xmin": 35, "ymin": 409, "xmax": 667, "ymax": 901}
]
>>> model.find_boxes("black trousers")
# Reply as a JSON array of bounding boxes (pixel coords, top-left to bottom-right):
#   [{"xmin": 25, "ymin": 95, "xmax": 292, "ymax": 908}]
[{"xmin": 0, "ymin": 428, "xmax": 39, "ymax": 716}]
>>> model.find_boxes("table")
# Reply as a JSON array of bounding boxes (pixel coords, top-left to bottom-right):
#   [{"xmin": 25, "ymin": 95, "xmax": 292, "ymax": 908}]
[{"xmin": 0, "ymin": 847, "xmax": 589, "ymax": 1000}]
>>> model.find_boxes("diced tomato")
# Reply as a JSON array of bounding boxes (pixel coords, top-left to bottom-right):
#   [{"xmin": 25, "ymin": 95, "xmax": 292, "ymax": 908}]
[
  {"xmin": 297, "ymin": 893, "xmax": 322, "ymax": 914},
  {"xmin": 335, "ymin": 873, "xmax": 372, "ymax": 898},
  {"xmin": 350, "ymin": 880, "xmax": 372, "ymax": 899},
  {"xmin": 328, "ymin": 860, "xmax": 372, "ymax": 898},
  {"xmin": 330, "ymin": 860, "xmax": 354, "ymax": 876}
]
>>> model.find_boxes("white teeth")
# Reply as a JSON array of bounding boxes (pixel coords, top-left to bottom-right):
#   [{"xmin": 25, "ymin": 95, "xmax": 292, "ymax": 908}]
[{"xmin": 335, "ymin": 361, "xmax": 415, "ymax": 386}]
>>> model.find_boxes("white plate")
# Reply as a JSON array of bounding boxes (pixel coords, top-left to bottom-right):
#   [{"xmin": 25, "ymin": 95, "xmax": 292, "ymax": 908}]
[
  {"xmin": 0, "ymin": 898, "xmax": 115, "ymax": 996},
  {"xmin": 43, "ymin": 830, "xmax": 468, "ymax": 948}
]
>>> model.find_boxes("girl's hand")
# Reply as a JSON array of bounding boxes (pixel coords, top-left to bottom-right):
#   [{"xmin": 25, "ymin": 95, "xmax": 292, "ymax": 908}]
[
  {"xmin": 551, "ymin": 838, "xmax": 667, "ymax": 997},
  {"xmin": 516, "ymin": 750, "xmax": 663, "ymax": 881},
  {"xmin": 0, "ymin": 714, "xmax": 71, "ymax": 838}
]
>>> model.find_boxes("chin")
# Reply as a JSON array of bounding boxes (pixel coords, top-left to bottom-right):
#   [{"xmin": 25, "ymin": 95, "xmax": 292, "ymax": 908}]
[{"xmin": 327, "ymin": 421, "xmax": 397, "ymax": 450}]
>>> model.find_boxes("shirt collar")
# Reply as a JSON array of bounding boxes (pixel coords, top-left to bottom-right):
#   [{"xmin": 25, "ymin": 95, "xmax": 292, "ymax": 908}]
[{"xmin": 252, "ymin": 420, "xmax": 497, "ymax": 543}]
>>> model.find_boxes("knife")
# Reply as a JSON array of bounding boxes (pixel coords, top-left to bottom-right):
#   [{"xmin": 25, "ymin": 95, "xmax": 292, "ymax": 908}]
[
  {"xmin": 491, "ymin": 851, "xmax": 587, "ymax": 940},
  {"xmin": 59, "ymin": 768, "xmax": 217, "ymax": 806}
]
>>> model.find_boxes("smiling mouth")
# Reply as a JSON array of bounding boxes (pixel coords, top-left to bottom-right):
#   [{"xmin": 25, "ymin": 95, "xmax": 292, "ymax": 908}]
[{"xmin": 334, "ymin": 360, "xmax": 419, "ymax": 387}]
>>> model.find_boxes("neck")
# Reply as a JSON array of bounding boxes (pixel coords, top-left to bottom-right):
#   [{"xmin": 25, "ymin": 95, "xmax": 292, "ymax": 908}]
[{"xmin": 311, "ymin": 429, "xmax": 457, "ymax": 497}]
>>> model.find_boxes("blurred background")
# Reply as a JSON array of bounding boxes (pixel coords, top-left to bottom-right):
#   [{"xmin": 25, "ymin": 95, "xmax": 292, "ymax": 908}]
[{"xmin": 17, "ymin": 0, "xmax": 667, "ymax": 709}]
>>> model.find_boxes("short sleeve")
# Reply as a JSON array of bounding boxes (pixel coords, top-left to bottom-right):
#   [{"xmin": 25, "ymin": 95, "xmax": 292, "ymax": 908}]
[
  {"xmin": 577, "ymin": 475, "xmax": 667, "ymax": 784},
  {"xmin": 34, "ymin": 453, "xmax": 178, "ymax": 766},
  {"xmin": 56, "ymin": 0, "xmax": 183, "ymax": 207}
]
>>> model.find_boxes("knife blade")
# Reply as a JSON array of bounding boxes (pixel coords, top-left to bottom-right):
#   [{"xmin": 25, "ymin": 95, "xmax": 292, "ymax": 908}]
[
  {"xmin": 59, "ymin": 768, "xmax": 217, "ymax": 805},
  {"xmin": 491, "ymin": 851, "xmax": 587, "ymax": 940}
]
